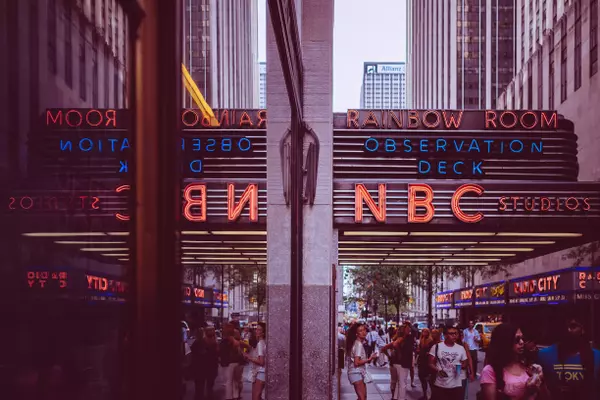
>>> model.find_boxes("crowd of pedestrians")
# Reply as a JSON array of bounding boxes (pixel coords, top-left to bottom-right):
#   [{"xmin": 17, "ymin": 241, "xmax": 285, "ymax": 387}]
[
  {"xmin": 188, "ymin": 321, "xmax": 266, "ymax": 400},
  {"xmin": 341, "ymin": 316, "xmax": 599, "ymax": 400}
]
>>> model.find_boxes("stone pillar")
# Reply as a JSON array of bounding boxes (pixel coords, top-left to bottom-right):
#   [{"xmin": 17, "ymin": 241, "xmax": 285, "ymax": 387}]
[
  {"xmin": 301, "ymin": 0, "xmax": 335, "ymax": 398},
  {"xmin": 265, "ymin": 5, "xmax": 292, "ymax": 399}
]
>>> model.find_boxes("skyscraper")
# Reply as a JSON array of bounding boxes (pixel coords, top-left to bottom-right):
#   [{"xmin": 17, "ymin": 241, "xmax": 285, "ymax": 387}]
[
  {"xmin": 407, "ymin": 0, "xmax": 516, "ymax": 109},
  {"xmin": 360, "ymin": 62, "xmax": 407, "ymax": 109},
  {"xmin": 182, "ymin": 0, "xmax": 259, "ymax": 109},
  {"xmin": 259, "ymin": 61, "xmax": 266, "ymax": 108}
]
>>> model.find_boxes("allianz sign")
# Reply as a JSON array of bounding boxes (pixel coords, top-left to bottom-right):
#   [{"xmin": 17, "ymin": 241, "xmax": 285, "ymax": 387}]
[{"xmin": 377, "ymin": 64, "xmax": 405, "ymax": 74}]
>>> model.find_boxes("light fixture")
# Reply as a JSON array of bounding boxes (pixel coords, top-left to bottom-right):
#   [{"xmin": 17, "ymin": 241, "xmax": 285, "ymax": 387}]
[
  {"xmin": 102, "ymin": 253, "xmax": 129, "ymax": 257},
  {"xmin": 444, "ymin": 258, "xmax": 502, "ymax": 262},
  {"xmin": 55, "ymin": 241, "xmax": 127, "ymax": 245},
  {"xmin": 181, "ymin": 231, "xmax": 210, "ymax": 235},
  {"xmin": 340, "ymin": 248, "xmax": 395, "ymax": 251},
  {"xmin": 468, "ymin": 248, "xmax": 534, "ymax": 252},
  {"xmin": 385, "ymin": 258, "xmax": 443, "ymax": 262},
  {"xmin": 394, "ymin": 247, "xmax": 465, "ymax": 251},
  {"xmin": 496, "ymin": 233, "xmax": 582, "ymax": 238},
  {"xmin": 213, "ymin": 231, "xmax": 267, "ymax": 235},
  {"xmin": 343, "ymin": 231, "xmax": 409, "ymax": 236},
  {"xmin": 23, "ymin": 232, "xmax": 106, "ymax": 237},
  {"xmin": 81, "ymin": 248, "xmax": 129, "ymax": 252},
  {"xmin": 181, "ymin": 247, "xmax": 233, "ymax": 251},
  {"xmin": 117, "ymin": 258, "xmax": 130, "ymax": 262},
  {"xmin": 107, "ymin": 232, "xmax": 129, "ymax": 236},
  {"xmin": 340, "ymin": 241, "xmax": 402, "ymax": 245},
  {"xmin": 411, "ymin": 232, "xmax": 497, "ymax": 236},
  {"xmin": 408, "ymin": 241, "xmax": 478, "ymax": 245},
  {"xmin": 459, "ymin": 253, "xmax": 516, "ymax": 257},
  {"xmin": 436, "ymin": 262, "xmax": 489, "ymax": 266},
  {"xmin": 479, "ymin": 241, "xmax": 555, "ymax": 245}
]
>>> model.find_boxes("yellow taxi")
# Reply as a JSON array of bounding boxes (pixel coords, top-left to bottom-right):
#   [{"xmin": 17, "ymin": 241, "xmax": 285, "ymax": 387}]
[{"xmin": 474, "ymin": 322, "xmax": 500, "ymax": 350}]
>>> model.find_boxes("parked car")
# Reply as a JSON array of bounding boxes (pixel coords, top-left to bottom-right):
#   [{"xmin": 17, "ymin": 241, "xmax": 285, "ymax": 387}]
[{"xmin": 474, "ymin": 322, "xmax": 500, "ymax": 350}]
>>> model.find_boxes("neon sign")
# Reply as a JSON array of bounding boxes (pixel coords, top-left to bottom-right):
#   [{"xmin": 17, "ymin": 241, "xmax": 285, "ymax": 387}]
[
  {"xmin": 355, "ymin": 183, "xmax": 485, "ymax": 224},
  {"xmin": 8, "ymin": 195, "xmax": 100, "ymax": 211},
  {"xmin": 499, "ymin": 196, "xmax": 591, "ymax": 212},
  {"xmin": 27, "ymin": 271, "xmax": 68, "ymax": 289},
  {"xmin": 435, "ymin": 292, "xmax": 454, "ymax": 309}
]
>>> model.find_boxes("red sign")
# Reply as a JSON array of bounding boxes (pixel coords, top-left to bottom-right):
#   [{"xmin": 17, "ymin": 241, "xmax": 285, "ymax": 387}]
[{"xmin": 27, "ymin": 271, "xmax": 68, "ymax": 289}]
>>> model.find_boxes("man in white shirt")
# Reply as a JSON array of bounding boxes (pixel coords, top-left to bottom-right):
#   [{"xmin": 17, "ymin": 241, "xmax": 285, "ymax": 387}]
[
  {"xmin": 428, "ymin": 324, "xmax": 468, "ymax": 400},
  {"xmin": 366, "ymin": 326, "xmax": 379, "ymax": 359},
  {"xmin": 462, "ymin": 321, "xmax": 481, "ymax": 375}
]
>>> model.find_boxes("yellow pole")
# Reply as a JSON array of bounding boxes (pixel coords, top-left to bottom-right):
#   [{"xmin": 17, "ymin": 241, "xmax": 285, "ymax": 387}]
[{"xmin": 181, "ymin": 63, "xmax": 219, "ymax": 127}]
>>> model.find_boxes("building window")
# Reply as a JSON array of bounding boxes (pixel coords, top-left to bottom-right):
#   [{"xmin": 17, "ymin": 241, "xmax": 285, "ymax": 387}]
[
  {"xmin": 114, "ymin": 60, "xmax": 120, "ymax": 107},
  {"xmin": 92, "ymin": 39, "xmax": 98, "ymax": 107},
  {"xmin": 538, "ymin": 54, "xmax": 543, "ymax": 108},
  {"xmin": 527, "ymin": 63, "xmax": 533, "ymax": 109},
  {"xmin": 549, "ymin": 37, "xmax": 555, "ymax": 108},
  {"xmin": 553, "ymin": 0, "xmax": 557, "ymax": 26},
  {"xmin": 560, "ymin": 18, "xmax": 567, "ymax": 103},
  {"xmin": 91, "ymin": 0, "xmax": 96, "ymax": 26},
  {"xmin": 47, "ymin": 0, "xmax": 57, "ymax": 74},
  {"xmin": 64, "ymin": 3, "xmax": 73, "ymax": 88},
  {"xmin": 574, "ymin": 2, "xmax": 582, "ymax": 90},
  {"xmin": 592, "ymin": 0, "xmax": 598, "ymax": 77},
  {"xmin": 105, "ymin": 48, "xmax": 110, "ymax": 107},
  {"xmin": 79, "ymin": 32, "xmax": 86, "ymax": 101}
]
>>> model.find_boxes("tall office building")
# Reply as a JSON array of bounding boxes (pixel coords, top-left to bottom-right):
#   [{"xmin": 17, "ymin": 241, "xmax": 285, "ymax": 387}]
[
  {"xmin": 259, "ymin": 61, "xmax": 266, "ymax": 108},
  {"xmin": 360, "ymin": 62, "xmax": 407, "ymax": 109},
  {"xmin": 182, "ymin": 0, "xmax": 259, "ymax": 109},
  {"xmin": 0, "ymin": 0, "xmax": 129, "ymax": 179},
  {"xmin": 498, "ymin": 0, "xmax": 599, "ymax": 170},
  {"xmin": 407, "ymin": 0, "xmax": 516, "ymax": 109}
]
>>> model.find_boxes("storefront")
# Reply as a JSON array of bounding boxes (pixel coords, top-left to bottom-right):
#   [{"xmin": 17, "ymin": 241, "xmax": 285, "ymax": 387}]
[{"xmin": 439, "ymin": 267, "xmax": 600, "ymax": 345}]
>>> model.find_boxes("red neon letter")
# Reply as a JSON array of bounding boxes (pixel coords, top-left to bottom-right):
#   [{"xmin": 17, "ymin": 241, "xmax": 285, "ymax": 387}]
[
  {"xmin": 183, "ymin": 184, "xmax": 207, "ymax": 222},
  {"xmin": 227, "ymin": 183, "xmax": 258, "ymax": 222},
  {"xmin": 355, "ymin": 184, "xmax": 387, "ymax": 223},
  {"xmin": 347, "ymin": 110, "xmax": 359, "ymax": 128},
  {"xmin": 115, "ymin": 185, "xmax": 130, "ymax": 221},
  {"xmin": 451, "ymin": 184, "xmax": 485, "ymax": 223},
  {"xmin": 46, "ymin": 109, "xmax": 63, "ymax": 125},
  {"xmin": 408, "ymin": 184, "xmax": 435, "ymax": 223}
]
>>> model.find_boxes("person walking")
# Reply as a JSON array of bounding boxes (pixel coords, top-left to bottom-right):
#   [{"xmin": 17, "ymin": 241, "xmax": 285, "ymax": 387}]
[
  {"xmin": 366, "ymin": 326, "xmax": 378, "ymax": 359},
  {"xmin": 375, "ymin": 328, "xmax": 390, "ymax": 367},
  {"xmin": 537, "ymin": 317, "xmax": 600, "ymax": 400},
  {"xmin": 386, "ymin": 327, "xmax": 399, "ymax": 399},
  {"xmin": 463, "ymin": 321, "xmax": 482, "ymax": 377},
  {"xmin": 416, "ymin": 328, "xmax": 436, "ymax": 400},
  {"xmin": 382, "ymin": 324, "xmax": 412, "ymax": 400},
  {"xmin": 480, "ymin": 323, "xmax": 545, "ymax": 400},
  {"xmin": 346, "ymin": 323, "xmax": 377, "ymax": 400},
  {"xmin": 220, "ymin": 323, "xmax": 250, "ymax": 400},
  {"xmin": 244, "ymin": 323, "xmax": 267, "ymax": 400},
  {"xmin": 428, "ymin": 324, "xmax": 468, "ymax": 400},
  {"xmin": 457, "ymin": 329, "xmax": 475, "ymax": 399},
  {"xmin": 191, "ymin": 327, "xmax": 219, "ymax": 400}
]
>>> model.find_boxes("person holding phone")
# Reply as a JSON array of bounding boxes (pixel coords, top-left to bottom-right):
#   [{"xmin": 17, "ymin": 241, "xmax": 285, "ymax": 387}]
[{"xmin": 428, "ymin": 324, "xmax": 468, "ymax": 400}]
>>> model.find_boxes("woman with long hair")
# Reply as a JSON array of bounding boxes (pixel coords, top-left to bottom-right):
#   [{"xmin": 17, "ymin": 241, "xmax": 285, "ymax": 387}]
[
  {"xmin": 346, "ymin": 322, "xmax": 377, "ymax": 400},
  {"xmin": 416, "ymin": 327, "xmax": 435, "ymax": 400},
  {"xmin": 244, "ymin": 323, "xmax": 266, "ymax": 400},
  {"xmin": 381, "ymin": 324, "xmax": 412, "ymax": 400},
  {"xmin": 480, "ymin": 323, "xmax": 544, "ymax": 400},
  {"xmin": 375, "ymin": 328, "xmax": 389, "ymax": 367}
]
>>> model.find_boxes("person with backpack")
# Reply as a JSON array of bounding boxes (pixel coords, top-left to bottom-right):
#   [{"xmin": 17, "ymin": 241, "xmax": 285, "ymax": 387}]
[
  {"xmin": 428, "ymin": 324, "xmax": 468, "ymax": 400},
  {"xmin": 417, "ymin": 328, "xmax": 439, "ymax": 400}
]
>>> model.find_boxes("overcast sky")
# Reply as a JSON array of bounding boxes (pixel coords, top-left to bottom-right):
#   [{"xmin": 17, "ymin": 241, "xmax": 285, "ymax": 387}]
[{"xmin": 257, "ymin": 0, "xmax": 407, "ymax": 112}]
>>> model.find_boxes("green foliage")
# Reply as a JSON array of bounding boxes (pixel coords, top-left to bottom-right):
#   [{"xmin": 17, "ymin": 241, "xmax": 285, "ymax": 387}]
[
  {"xmin": 562, "ymin": 241, "xmax": 600, "ymax": 266},
  {"xmin": 228, "ymin": 266, "xmax": 267, "ymax": 316}
]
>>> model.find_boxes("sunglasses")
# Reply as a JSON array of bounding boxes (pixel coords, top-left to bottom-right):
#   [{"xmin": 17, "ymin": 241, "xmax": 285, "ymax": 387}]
[{"xmin": 514, "ymin": 335, "xmax": 525, "ymax": 344}]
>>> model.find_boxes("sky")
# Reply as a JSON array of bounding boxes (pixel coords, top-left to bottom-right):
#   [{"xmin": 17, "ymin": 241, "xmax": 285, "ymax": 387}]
[{"xmin": 257, "ymin": 0, "xmax": 407, "ymax": 112}]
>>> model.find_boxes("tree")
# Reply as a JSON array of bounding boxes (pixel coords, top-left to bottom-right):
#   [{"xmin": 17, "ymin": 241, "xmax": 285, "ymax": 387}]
[
  {"xmin": 228, "ymin": 265, "xmax": 267, "ymax": 321},
  {"xmin": 348, "ymin": 265, "xmax": 417, "ymax": 323}
]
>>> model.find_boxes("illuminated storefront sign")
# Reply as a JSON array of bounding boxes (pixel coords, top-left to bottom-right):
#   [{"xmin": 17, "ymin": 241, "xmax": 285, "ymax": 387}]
[
  {"xmin": 474, "ymin": 282, "xmax": 507, "ymax": 307},
  {"xmin": 435, "ymin": 291, "xmax": 454, "ymax": 309},
  {"xmin": 353, "ymin": 183, "xmax": 593, "ymax": 224},
  {"xmin": 26, "ymin": 270, "xmax": 68, "ymax": 289},
  {"xmin": 508, "ymin": 270, "xmax": 575, "ymax": 305},
  {"xmin": 454, "ymin": 288, "xmax": 474, "ymax": 308}
]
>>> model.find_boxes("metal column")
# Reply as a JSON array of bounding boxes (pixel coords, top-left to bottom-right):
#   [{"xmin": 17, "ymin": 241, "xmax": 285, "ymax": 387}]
[{"xmin": 129, "ymin": 0, "xmax": 182, "ymax": 398}]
